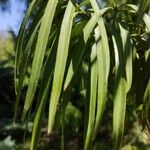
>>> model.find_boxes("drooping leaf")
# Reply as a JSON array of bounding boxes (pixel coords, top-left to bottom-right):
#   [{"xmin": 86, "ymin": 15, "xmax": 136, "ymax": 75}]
[
  {"xmin": 111, "ymin": 25, "xmax": 127, "ymax": 150},
  {"xmin": 143, "ymin": 13, "xmax": 150, "ymax": 32},
  {"xmin": 14, "ymin": 19, "xmax": 41, "ymax": 123},
  {"xmin": 127, "ymin": 4, "xmax": 150, "ymax": 31},
  {"xmin": 84, "ymin": 44, "xmax": 98, "ymax": 150},
  {"xmin": 48, "ymin": 1, "xmax": 75, "ymax": 134},
  {"xmin": 90, "ymin": 0, "xmax": 110, "ymax": 139},
  {"xmin": 83, "ymin": 7, "xmax": 112, "ymax": 43},
  {"xmin": 142, "ymin": 78, "xmax": 150, "ymax": 129},
  {"xmin": 119, "ymin": 23, "xmax": 132, "ymax": 91},
  {"xmin": 22, "ymin": 0, "xmax": 59, "ymax": 120},
  {"xmin": 30, "ymin": 44, "xmax": 56, "ymax": 150},
  {"xmin": 137, "ymin": 0, "xmax": 150, "ymax": 22},
  {"xmin": 15, "ymin": 0, "xmax": 41, "ymax": 92}
]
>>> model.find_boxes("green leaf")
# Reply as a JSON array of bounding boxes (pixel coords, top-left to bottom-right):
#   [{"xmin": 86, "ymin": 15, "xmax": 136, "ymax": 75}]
[
  {"xmin": 14, "ymin": 19, "xmax": 41, "ymax": 123},
  {"xmin": 142, "ymin": 78, "xmax": 150, "ymax": 128},
  {"xmin": 15, "ymin": 0, "xmax": 41, "ymax": 92},
  {"xmin": 64, "ymin": 60, "xmax": 74, "ymax": 90},
  {"xmin": 137, "ymin": 0, "xmax": 150, "ymax": 21},
  {"xmin": 127, "ymin": 4, "xmax": 150, "ymax": 31},
  {"xmin": 59, "ymin": 37, "xmax": 86, "ymax": 130},
  {"xmin": 84, "ymin": 44, "xmax": 98, "ymax": 150},
  {"xmin": 143, "ymin": 14, "xmax": 150, "ymax": 32},
  {"xmin": 112, "ymin": 26, "xmax": 127, "ymax": 150},
  {"xmin": 48, "ymin": 1, "xmax": 75, "ymax": 134},
  {"xmin": 22, "ymin": 0, "xmax": 58, "ymax": 120},
  {"xmin": 30, "ymin": 49, "xmax": 56, "ymax": 150},
  {"xmin": 83, "ymin": 7, "xmax": 112, "ymax": 43},
  {"xmin": 119, "ymin": 23, "xmax": 132, "ymax": 92},
  {"xmin": 90, "ymin": 0, "xmax": 110, "ymax": 139}
]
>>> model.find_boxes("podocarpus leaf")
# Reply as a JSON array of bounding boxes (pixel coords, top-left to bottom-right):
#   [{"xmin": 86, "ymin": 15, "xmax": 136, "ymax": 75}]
[
  {"xmin": 15, "ymin": 0, "xmax": 150, "ymax": 150},
  {"xmin": 127, "ymin": 4, "xmax": 150, "ymax": 31},
  {"xmin": 82, "ymin": 9, "xmax": 111, "ymax": 141},
  {"xmin": 14, "ymin": 1, "xmax": 49, "ymax": 123},
  {"xmin": 30, "ymin": 40, "xmax": 57, "ymax": 150},
  {"xmin": 142, "ymin": 78, "xmax": 150, "ymax": 129},
  {"xmin": 58, "ymin": 37, "xmax": 86, "ymax": 134},
  {"xmin": 84, "ymin": 44, "xmax": 98, "ymax": 150},
  {"xmin": 62, "ymin": 16, "xmax": 100, "ymax": 98},
  {"xmin": 48, "ymin": 1, "xmax": 75, "ymax": 134},
  {"xmin": 30, "ymin": 77, "xmax": 51, "ymax": 150},
  {"xmin": 58, "ymin": 24, "xmax": 92, "ymax": 132},
  {"xmin": 22, "ymin": 0, "xmax": 58, "ymax": 120},
  {"xmin": 14, "ymin": 20, "xmax": 41, "ymax": 123},
  {"xmin": 119, "ymin": 23, "xmax": 132, "ymax": 92},
  {"xmin": 143, "ymin": 14, "xmax": 150, "ymax": 32},
  {"xmin": 90, "ymin": 0, "xmax": 110, "ymax": 139},
  {"xmin": 137, "ymin": 0, "xmax": 150, "ymax": 22},
  {"xmin": 15, "ymin": 0, "xmax": 40, "ymax": 92},
  {"xmin": 112, "ymin": 25, "xmax": 128, "ymax": 150},
  {"xmin": 64, "ymin": 61, "xmax": 74, "ymax": 90},
  {"xmin": 83, "ymin": 7, "xmax": 112, "ymax": 43}
]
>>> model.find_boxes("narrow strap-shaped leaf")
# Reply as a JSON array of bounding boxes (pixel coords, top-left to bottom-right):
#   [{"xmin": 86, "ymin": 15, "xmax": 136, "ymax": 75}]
[
  {"xmin": 36, "ymin": 36, "xmax": 58, "ymax": 112},
  {"xmin": 119, "ymin": 23, "xmax": 132, "ymax": 92},
  {"xmin": 64, "ymin": 17, "xmax": 92, "ymax": 88},
  {"xmin": 22, "ymin": 0, "xmax": 58, "ymax": 120},
  {"xmin": 15, "ymin": 0, "xmax": 40, "ymax": 92},
  {"xmin": 93, "ymin": 27, "xmax": 109, "ymax": 140},
  {"xmin": 90, "ymin": 0, "xmax": 110, "ymax": 139},
  {"xmin": 143, "ymin": 14, "xmax": 150, "ymax": 32},
  {"xmin": 14, "ymin": 2, "xmax": 48, "ymax": 122},
  {"xmin": 48, "ymin": 1, "xmax": 75, "ymax": 134},
  {"xmin": 113, "ymin": 76, "xmax": 127, "ymax": 150},
  {"xmin": 80, "ymin": 0, "xmax": 90, "ymax": 7},
  {"xmin": 30, "ymin": 77, "xmax": 51, "ymax": 150},
  {"xmin": 14, "ymin": 20, "xmax": 41, "ymax": 123},
  {"xmin": 137, "ymin": 0, "xmax": 150, "ymax": 22},
  {"xmin": 59, "ymin": 38, "xmax": 86, "ymax": 132},
  {"xmin": 112, "ymin": 27, "xmax": 127, "ymax": 150},
  {"xmin": 126, "ymin": 4, "xmax": 150, "ymax": 31},
  {"xmin": 64, "ymin": 60, "xmax": 74, "ymax": 90},
  {"xmin": 142, "ymin": 78, "xmax": 150, "ymax": 128},
  {"xmin": 84, "ymin": 44, "xmax": 98, "ymax": 150},
  {"xmin": 15, "ymin": 0, "xmax": 37, "ymax": 68},
  {"xmin": 64, "ymin": 36, "xmax": 85, "ymax": 90},
  {"xmin": 30, "ymin": 65, "xmax": 53, "ymax": 150},
  {"xmin": 83, "ymin": 7, "xmax": 112, "ymax": 43},
  {"xmin": 30, "ymin": 38, "xmax": 57, "ymax": 150}
]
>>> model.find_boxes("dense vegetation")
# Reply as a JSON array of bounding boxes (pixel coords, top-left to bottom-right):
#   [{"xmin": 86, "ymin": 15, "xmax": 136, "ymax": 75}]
[{"xmin": 0, "ymin": 0, "xmax": 150, "ymax": 149}]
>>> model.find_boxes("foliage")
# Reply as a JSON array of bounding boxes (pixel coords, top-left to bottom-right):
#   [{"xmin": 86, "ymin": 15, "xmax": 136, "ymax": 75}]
[
  {"xmin": 0, "ymin": 32, "xmax": 15, "ymax": 67},
  {"xmin": 15, "ymin": 0, "xmax": 150, "ymax": 149},
  {"xmin": 0, "ymin": 136, "xmax": 15, "ymax": 150},
  {"xmin": 0, "ymin": 32, "xmax": 15, "ymax": 118}
]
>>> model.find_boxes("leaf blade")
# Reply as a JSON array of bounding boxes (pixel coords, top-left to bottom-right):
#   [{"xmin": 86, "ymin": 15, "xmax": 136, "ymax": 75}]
[
  {"xmin": 84, "ymin": 44, "xmax": 98, "ymax": 150},
  {"xmin": 22, "ymin": 0, "xmax": 58, "ymax": 120},
  {"xmin": 48, "ymin": 1, "xmax": 75, "ymax": 134},
  {"xmin": 90, "ymin": 0, "xmax": 110, "ymax": 139},
  {"xmin": 112, "ymin": 26, "xmax": 127, "ymax": 150},
  {"xmin": 83, "ymin": 7, "xmax": 112, "ymax": 43}
]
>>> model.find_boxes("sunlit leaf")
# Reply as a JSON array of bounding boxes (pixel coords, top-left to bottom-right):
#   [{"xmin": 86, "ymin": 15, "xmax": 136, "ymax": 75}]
[
  {"xmin": 112, "ymin": 26, "xmax": 127, "ymax": 150},
  {"xmin": 90, "ymin": 0, "xmax": 110, "ymax": 140},
  {"xmin": 119, "ymin": 23, "xmax": 132, "ymax": 91},
  {"xmin": 83, "ymin": 7, "xmax": 112, "ymax": 43},
  {"xmin": 22, "ymin": 0, "xmax": 58, "ymax": 120},
  {"xmin": 84, "ymin": 44, "xmax": 98, "ymax": 150},
  {"xmin": 48, "ymin": 1, "xmax": 75, "ymax": 134}
]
